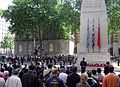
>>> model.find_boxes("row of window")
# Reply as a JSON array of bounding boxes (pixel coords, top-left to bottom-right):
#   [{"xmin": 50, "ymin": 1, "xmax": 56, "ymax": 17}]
[{"xmin": 18, "ymin": 42, "xmax": 65, "ymax": 52}]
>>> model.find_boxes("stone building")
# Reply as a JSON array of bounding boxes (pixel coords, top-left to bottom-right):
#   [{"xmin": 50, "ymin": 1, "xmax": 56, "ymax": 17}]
[{"xmin": 14, "ymin": 37, "xmax": 75, "ymax": 56}]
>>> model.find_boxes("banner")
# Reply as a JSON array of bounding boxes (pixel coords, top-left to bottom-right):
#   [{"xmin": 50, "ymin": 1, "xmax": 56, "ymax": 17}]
[
  {"xmin": 97, "ymin": 19, "xmax": 101, "ymax": 49},
  {"xmin": 92, "ymin": 19, "xmax": 95, "ymax": 50},
  {"xmin": 86, "ymin": 19, "xmax": 90, "ymax": 49}
]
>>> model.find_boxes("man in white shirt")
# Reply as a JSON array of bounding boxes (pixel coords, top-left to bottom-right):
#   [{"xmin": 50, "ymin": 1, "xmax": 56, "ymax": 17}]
[
  {"xmin": 59, "ymin": 68, "xmax": 68, "ymax": 85},
  {"xmin": 0, "ymin": 77, "xmax": 5, "ymax": 87},
  {"xmin": 5, "ymin": 69, "xmax": 22, "ymax": 87}
]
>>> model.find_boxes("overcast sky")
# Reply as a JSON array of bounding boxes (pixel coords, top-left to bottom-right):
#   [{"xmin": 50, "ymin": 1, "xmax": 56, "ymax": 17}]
[{"xmin": 0, "ymin": 0, "xmax": 12, "ymax": 10}]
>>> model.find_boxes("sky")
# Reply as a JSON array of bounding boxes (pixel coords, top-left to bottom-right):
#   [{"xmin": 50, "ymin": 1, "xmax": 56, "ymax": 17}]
[{"xmin": 0, "ymin": 0, "xmax": 12, "ymax": 10}]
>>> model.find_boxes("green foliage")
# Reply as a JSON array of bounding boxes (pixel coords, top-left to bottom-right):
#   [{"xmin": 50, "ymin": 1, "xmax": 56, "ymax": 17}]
[
  {"xmin": 106, "ymin": 0, "xmax": 120, "ymax": 34},
  {"xmin": 1, "ymin": 0, "xmax": 81, "ymax": 40},
  {"xmin": 0, "ymin": 35, "xmax": 14, "ymax": 51}
]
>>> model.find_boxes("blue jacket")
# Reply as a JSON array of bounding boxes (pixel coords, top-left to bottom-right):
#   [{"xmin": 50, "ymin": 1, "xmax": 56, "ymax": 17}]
[{"xmin": 45, "ymin": 76, "xmax": 66, "ymax": 87}]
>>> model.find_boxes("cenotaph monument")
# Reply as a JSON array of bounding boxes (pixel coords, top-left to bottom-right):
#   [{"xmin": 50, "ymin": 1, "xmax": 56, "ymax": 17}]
[{"xmin": 77, "ymin": 0, "xmax": 110, "ymax": 65}]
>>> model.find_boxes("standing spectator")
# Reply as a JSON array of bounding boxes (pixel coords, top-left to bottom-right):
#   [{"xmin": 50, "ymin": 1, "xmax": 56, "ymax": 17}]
[
  {"xmin": 22, "ymin": 65, "xmax": 38, "ymax": 87},
  {"xmin": 97, "ymin": 68, "xmax": 104, "ymax": 83},
  {"xmin": 102, "ymin": 66, "xmax": 119, "ymax": 87},
  {"xmin": 4, "ymin": 71, "xmax": 9, "ymax": 81},
  {"xmin": 87, "ymin": 70, "xmax": 98, "ymax": 87},
  {"xmin": 0, "ymin": 76, "xmax": 5, "ymax": 87},
  {"xmin": 80, "ymin": 57, "xmax": 87, "ymax": 73},
  {"xmin": 60, "ymin": 61, "xmax": 65, "ymax": 69},
  {"xmin": 92, "ymin": 69, "xmax": 99, "ymax": 87},
  {"xmin": 67, "ymin": 66, "xmax": 80, "ymax": 87},
  {"xmin": 104, "ymin": 62, "xmax": 111, "ymax": 75},
  {"xmin": 76, "ymin": 73, "xmax": 91, "ymax": 87},
  {"xmin": 6, "ymin": 62, "xmax": 12, "ymax": 76},
  {"xmin": 43, "ymin": 63, "xmax": 53, "ymax": 82},
  {"xmin": 5, "ymin": 69, "xmax": 22, "ymax": 87},
  {"xmin": 65, "ymin": 67, "xmax": 71, "ymax": 75},
  {"xmin": 45, "ymin": 68, "xmax": 65, "ymax": 87},
  {"xmin": 59, "ymin": 68, "xmax": 68, "ymax": 85}
]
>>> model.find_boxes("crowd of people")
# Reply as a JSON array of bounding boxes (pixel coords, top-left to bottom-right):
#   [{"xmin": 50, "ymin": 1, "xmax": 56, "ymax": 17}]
[
  {"xmin": 0, "ymin": 55, "xmax": 120, "ymax": 87},
  {"xmin": 0, "ymin": 54, "xmax": 77, "ymax": 66}
]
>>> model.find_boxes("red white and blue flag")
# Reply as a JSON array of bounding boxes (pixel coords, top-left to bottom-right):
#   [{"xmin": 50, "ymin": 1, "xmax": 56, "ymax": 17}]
[{"xmin": 92, "ymin": 19, "xmax": 95, "ymax": 49}]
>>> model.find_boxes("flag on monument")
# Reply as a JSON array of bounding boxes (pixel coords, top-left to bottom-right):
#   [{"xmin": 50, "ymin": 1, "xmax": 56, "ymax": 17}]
[
  {"xmin": 92, "ymin": 19, "xmax": 95, "ymax": 49},
  {"xmin": 97, "ymin": 19, "xmax": 101, "ymax": 49},
  {"xmin": 86, "ymin": 19, "xmax": 90, "ymax": 48}
]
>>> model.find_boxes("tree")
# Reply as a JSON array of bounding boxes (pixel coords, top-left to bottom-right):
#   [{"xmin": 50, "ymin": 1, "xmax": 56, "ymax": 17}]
[
  {"xmin": 0, "ymin": 35, "xmax": 14, "ymax": 54},
  {"xmin": 105, "ymin": 0, "xmax": 120, "ymax": 36},
  {"xmin": 1, "ymin": 0, "xmax": 81, "ymax": 40}
]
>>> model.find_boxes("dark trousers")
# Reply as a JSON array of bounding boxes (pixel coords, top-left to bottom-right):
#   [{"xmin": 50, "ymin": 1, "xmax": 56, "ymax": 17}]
[{"xmin": 81, "ymin": 66, "xmax": 86, "ymax": 73}]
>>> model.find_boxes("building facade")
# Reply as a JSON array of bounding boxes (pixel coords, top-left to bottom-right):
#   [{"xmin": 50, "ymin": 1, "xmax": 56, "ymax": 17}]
[
  {"xmin": 0, "ymin": 17, "xmax": 10, "ymax": 54},
  {"xmin": 0, "ymin": 17, "xmax": 10, "ymax": 42},
  {"xmin": 14, "ymin": 38, "xmax": 75, "ymax": 57}
]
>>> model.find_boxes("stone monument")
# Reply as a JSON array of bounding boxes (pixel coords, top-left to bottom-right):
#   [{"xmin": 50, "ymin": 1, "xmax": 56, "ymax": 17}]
[{"xmin": 77, "ymin": 0, "xmax": 110, "ymax": 65}]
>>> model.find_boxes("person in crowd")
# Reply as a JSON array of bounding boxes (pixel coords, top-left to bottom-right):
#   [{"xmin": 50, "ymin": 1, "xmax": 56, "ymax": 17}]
[
  {"xmin": 22, "ymin": 65, "xmax": 38, "ymax": 87},
  {"xmin": 60, "ymin": 61, "xmax": 65, "ymax": 69},
  {"xmin": 43, "ymin": 63, "xmax": 53, "ymax": 82},
  {"xmin": 19, "ymin": 64, "xmax": 28, "ymax": 81},
  {"xmin": 6, "ymin": 62, "xmax": 13, "ymax": 76},
  {"xmin": 59, "ymin": 68, "xmax": 68, "ymax": 85},
  {"xmin": 87, "ymin": 70, "xmax": 98, "ymax": 87},
  {"xmin": 76, "ymin": 73, "xmax": 91, "ymax": 87},
  {"xmin": 45, "ymin": 68, "xmax": 65, "ymax": 87},
  {"xmin": 80, "ymin": 57, "xmax": 87, "ymax": 73},
  {"xmin": 97, "ymin": 68, "xmax": 104, "ymax": 83},
  {"xmin": 104, "ymin": 62, "xmax": 112, "ymax": 75},
  {"xmin": 5, "ymin": 69, "xmax": 22, "ymax": 87},
  {"xmin": 35, "ymin": 70, "xmax": 44, "ymax": 87},
  {"xmin": 92, "ymin": 69, "xmax": 98, "ymax": 79},
  {"xmin": 65, "ymin": 66, "xmax": 71, "ymax": 75},
  {"xmin": 0, "ymin": 75, "xmax": 5, "ymax": 87},
  {"xmin": 67, "ymin": 66, "xmax": 80, "ymax": 87},
  {"xmin": 92, "ymin": 69, "xmax": 100, "ymax": 87},
  {"xmin": 4, "ymin": 71, "xmax": 9, "ymax": 81},
  {"xmin": 102, "ymin": 66, "xmax": 119, "ymax": 87}
]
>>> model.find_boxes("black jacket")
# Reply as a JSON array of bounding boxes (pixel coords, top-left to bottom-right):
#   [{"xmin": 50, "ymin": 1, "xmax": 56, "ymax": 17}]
[
  {"xmin": 67, "ymin": 72, "xmax": 80, "ymax": 87},
  {"xmin": 22, "ymin": 71, "xmax": 38, "ymax": 87}
]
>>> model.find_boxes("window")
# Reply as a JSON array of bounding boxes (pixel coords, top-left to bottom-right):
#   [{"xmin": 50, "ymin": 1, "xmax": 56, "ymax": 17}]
[
  {"xmin": 18, "ymin": 44, "xmax": 22, "ymax": 52},
  {"xmin": 28, "ymin": 43, "xmax": 32, "ymax": 51},
  {"xmin": 60, "ymin": 42, "xmax": 65, "ymax": 51},
  {"xmin": 48, "ymin": 43, "xmax": 53, "ymax": 51}
]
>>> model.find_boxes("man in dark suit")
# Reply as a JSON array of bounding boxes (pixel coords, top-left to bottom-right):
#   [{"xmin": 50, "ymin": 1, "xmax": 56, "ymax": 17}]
[
  {"xmin": 22, "ymin": 65, "xmax": 38, "ymax": 87},
  {"xmin": 80, "ymin": 57, "xmax": 87, "ymax": 73},
  {"xmin": 67, "ymin": 66, "xmax": 80, "ymax": 87}
]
